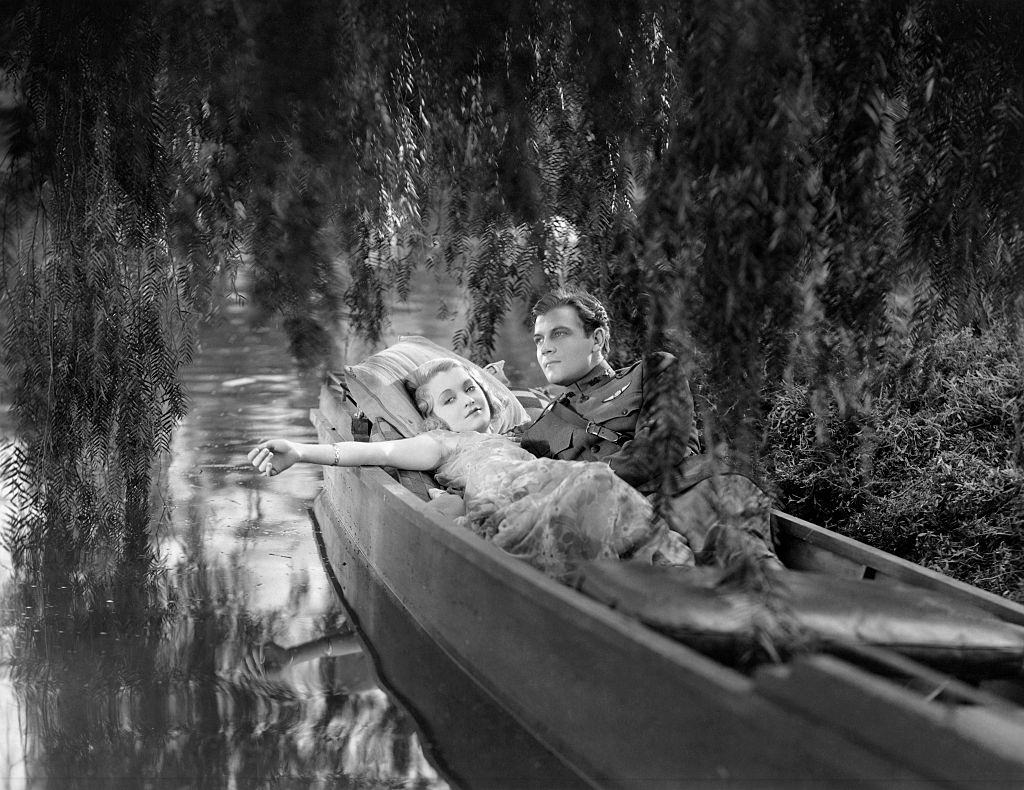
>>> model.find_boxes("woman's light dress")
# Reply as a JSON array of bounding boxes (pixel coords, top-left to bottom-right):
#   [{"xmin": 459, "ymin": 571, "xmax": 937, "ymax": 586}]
[{"xmin": 429, "ymin": 431, "xmax": 693, "ymax": 579}]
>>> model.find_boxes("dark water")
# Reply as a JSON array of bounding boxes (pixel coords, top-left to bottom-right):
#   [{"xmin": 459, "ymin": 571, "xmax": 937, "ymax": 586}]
[{"xmin": 0, "ymin": 272, "xmax": 544, "ymax": 789}]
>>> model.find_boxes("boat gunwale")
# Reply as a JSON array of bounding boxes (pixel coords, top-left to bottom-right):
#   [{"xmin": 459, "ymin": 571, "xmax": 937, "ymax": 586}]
[{"xmin": 772, "ymin": 509, "xmax": 1024, "ymax": 626}]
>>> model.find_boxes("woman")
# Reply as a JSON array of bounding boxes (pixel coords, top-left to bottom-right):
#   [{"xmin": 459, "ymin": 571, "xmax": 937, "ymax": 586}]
[{"xmin": 248, "ymin": 358, "xmax": 693, "ymax": 579}]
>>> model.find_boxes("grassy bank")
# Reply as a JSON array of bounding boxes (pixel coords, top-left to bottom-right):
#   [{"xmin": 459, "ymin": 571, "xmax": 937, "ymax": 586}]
[{"xmin": 760, "ymin": 326, "xmax": 1024, "ymax": 603}]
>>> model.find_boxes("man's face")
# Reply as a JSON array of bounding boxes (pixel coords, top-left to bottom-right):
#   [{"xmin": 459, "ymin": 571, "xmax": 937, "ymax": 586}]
[{"xmin": 533, "ymin": 305, "xmax": 603, "ymax": 386}]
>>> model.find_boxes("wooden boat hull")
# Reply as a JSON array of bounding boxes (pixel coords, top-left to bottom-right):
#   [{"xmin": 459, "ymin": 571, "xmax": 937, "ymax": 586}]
[
  {"xmin": 310, "ymin": 501, "xmax": 593, "ymax": 788},
  {"xmin": 311, "ymin": 388, "xmax": 1024, "ymax": 788}
]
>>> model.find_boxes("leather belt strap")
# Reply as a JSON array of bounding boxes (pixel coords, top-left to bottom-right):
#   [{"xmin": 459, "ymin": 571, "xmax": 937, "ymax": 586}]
[{"xmin": 548, "ymin": 400, "xmax": 627, "ymax": 446}]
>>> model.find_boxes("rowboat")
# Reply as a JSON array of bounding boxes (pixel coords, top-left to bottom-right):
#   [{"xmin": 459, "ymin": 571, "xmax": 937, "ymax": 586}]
[{"xmin": 309, "ymin": 371, "xmax": 1024, "ymax": 788}]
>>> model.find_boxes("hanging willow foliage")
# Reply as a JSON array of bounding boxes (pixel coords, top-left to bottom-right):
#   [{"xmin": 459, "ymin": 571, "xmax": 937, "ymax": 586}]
[
  {"xmin": 0, "ymin": 1, "xmax": 244, "ymax": 570},
  {"xmin": 2, "ymin": 0, "xmax": 1023, "ymax": 569}
]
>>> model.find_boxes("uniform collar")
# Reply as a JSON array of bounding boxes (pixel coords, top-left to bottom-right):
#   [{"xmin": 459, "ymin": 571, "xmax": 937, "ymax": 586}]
[{"xmin": 569, "ymin": 360, "xmax": 615, "ymax": 394}]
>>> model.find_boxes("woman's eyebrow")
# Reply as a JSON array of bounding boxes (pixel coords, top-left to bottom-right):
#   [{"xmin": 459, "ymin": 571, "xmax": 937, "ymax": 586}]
[{"xmin": 438, "ymin": 387, "xmax": 455, "ymax": 400}]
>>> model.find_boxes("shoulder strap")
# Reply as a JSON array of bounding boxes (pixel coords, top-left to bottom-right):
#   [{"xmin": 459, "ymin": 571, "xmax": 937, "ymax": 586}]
[
  {"xmin": 617, "ymin": 358, "xmax": 645, "ymax": 378},
  {"xmin": 548, "ymin": 400, "xmax": 627, "ymax": 446}
]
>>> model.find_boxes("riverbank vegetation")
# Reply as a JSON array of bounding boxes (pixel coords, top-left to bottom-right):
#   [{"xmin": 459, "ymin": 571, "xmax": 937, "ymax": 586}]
[
  {"xmin": 1, "ymin": 1, "xmax": 1022, "ymax": 599},
  {"xmin": 762, "ymin": 322, "xmax": 1024, "ymax": 600}
]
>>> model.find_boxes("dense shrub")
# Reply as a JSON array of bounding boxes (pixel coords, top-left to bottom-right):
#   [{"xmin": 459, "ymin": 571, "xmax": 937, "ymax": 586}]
[{"xmin": 762, "ymin": 325, "xmax": 1024, "ymax": 602}]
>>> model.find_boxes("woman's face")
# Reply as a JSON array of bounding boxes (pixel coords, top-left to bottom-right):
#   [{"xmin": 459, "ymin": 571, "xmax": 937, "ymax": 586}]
[{"xmin": 424, "ymin": 367, "xmax": 492, "ymax": 432}]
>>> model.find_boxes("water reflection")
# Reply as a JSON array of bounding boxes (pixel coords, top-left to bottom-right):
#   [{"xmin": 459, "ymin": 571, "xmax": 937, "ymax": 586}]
[
  {"xmin": 2, "ymin": 558, "xmax": 440, "ymax": 788},
  {"xmin": 0, "ymin": 282, "xmax": 452, "ymax": 789}
]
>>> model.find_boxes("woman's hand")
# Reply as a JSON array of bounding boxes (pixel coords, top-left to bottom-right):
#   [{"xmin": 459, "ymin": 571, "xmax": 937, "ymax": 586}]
[{"xmin": 247, "ymin": 440, "xmax": 301, "ymax": 476}]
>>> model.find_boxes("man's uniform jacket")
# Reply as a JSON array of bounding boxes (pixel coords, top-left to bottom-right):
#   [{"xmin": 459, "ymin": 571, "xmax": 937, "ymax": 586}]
[{"xmin": 519, "ymin": 352, "xmax": 701, "ymax": 491}]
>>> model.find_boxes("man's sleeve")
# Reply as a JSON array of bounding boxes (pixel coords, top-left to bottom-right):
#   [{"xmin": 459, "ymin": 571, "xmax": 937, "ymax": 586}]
[{"xmin": 605, "ymin": 352, "xmax": 700, "ymax": 491}]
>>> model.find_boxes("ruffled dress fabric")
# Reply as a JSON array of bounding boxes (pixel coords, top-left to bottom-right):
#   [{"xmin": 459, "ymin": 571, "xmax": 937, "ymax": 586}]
[{"xmin": 429, "ymin": 430, "xmax": 694, "ymax": 579}]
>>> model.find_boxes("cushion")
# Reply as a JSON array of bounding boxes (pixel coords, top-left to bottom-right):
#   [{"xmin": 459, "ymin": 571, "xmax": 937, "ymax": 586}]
[
  {"xmin": 577, "ymin": 561, "xmax": 1024, "ymax": 676},
  {"xmin": 483, "ymin": 360, "xmax": 552, "ymax": 420},
  {"xmin": 344, "ymin": 336, "xmax": 531, "ymax": 438},
  {"xmin": 508, "ymin": 386, "xmax": 553, "ymax": 420}
]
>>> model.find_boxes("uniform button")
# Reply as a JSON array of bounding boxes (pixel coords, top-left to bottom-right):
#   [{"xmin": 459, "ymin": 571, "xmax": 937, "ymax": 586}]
[{"xmin": 622, "ymin": 409, "xmax": 628, "ymax": 415}]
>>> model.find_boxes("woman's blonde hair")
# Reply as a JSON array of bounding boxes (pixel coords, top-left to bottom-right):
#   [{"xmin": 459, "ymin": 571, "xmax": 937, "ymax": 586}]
[{"xmin": 404, "ymin": 358, "xmax": 495, "ymax": 431}]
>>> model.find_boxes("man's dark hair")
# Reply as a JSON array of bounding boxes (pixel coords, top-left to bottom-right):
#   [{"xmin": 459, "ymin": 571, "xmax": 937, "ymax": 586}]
[{"xmin": 531, "ymin": 286, "xmax": 611, "ymax": 355}]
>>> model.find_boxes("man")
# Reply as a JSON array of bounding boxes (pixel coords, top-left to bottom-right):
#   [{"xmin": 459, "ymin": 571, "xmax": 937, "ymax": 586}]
[
  {"xmin": 519, "ymin": 286, "xmax": 700, "ymax": 490},
  {"xmin": 519, "ymin": 286, "xmax": 780, "ymax": 568}
]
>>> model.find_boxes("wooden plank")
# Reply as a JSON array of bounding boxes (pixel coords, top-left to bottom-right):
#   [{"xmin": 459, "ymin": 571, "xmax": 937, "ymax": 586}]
[
  {"xmin": 776, "ymin": 532, "xmax": 874, "ymax": 579},
  {"xmin": 317, "ymin": 375, "xmax": 356, "ymax": 435},
  {"xmin": 755, "ymin": 654, "xmax": 1024, "ymax": 786},
  {"xmin": 310, "ymin": 407, "xmax": 346, "ymax": 445},
  {"xmin": 773, "ymin": 510, "xmax": 1024, "ymax": 626},
  {"xmin": 827, "ymin": 641, "xmax": 1024, "ymax": 707}
]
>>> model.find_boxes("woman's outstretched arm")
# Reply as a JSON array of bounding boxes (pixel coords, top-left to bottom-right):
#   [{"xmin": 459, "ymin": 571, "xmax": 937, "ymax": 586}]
[{"xmin": 247, "ymin": 433, "xmax": 444, "ymax": 477}]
